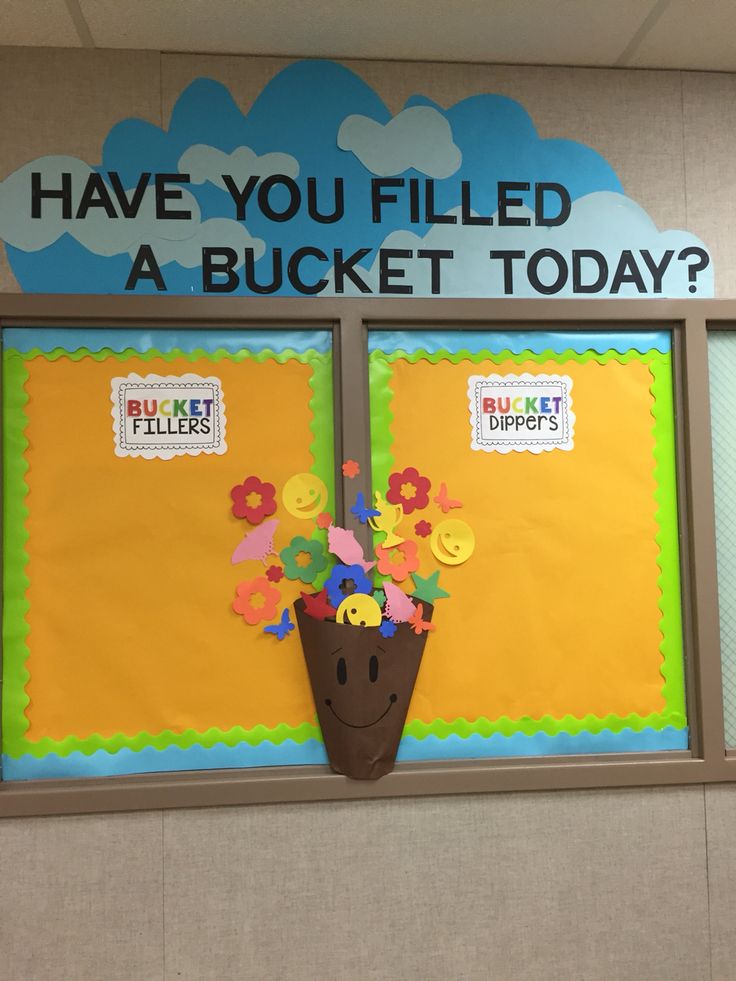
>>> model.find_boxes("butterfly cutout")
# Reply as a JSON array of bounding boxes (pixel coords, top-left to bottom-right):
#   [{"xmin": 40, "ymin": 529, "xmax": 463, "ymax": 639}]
[
  {"xmin": 408, "ymin": 603, "xmax": 435, "ymax": 635},
  {"xmin": 433, "ymin": 482, "xmax": 463, "ymax": 514},
  {"xmin": 350, "ymin": 491, "xmax": 381, "ymax": 524},
  {"xmin": 263, "ymin": 608, "xmax": 295, "ymax": 640}
]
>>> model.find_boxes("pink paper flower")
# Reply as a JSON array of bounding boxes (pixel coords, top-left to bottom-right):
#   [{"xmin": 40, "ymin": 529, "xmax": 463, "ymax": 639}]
[
  {"xmin": 386, "ymin": 467, "xmax": 431, "ymax": 515},
  {"xmin": 414, "ymin": 520, "xmax": 432, "ymax": 538},
  {"xmin": 376, "ymin": 540, "xmax": 420, "ymax": 582},
  {"xmin": 230, "ymin": 476, "xmax": 277, "ymax": 524}
]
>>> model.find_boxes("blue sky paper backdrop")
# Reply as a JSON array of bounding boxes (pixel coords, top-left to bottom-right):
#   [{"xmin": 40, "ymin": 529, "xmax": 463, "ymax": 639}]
[{"xmin": 0, "ymin": 59, "xmax": 714, "ymax": 297}]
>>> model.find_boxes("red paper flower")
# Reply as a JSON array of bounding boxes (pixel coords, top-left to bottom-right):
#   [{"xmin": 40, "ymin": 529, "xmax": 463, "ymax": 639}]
[
  {"xmin": 266, "ymin": 564, "xmax": 284, "ymax": 583},
  {"xmin": 376, "ymin": 540, "xmax": 420, "ymax": 582},
  {"xmin": 386, "ymin": 467, "xmax": 431, "ymax": 515},
  {"xmin": 342, "ymin": 459, "xmax": 360, "ymax": 479},
  {"xmin": 230, "ymin": 476, "xmax": 277, "ymax": 524},
  {"xmin": 233, "ymin": 576, "xmax": 281, "ymax": 625},
  {"xmin": 316, "ymin": 511, "xmax": 333, "ymax": 530},
  {"xmin": 414, "ymin": 520, "xmax": 432, "ymax": 538}
]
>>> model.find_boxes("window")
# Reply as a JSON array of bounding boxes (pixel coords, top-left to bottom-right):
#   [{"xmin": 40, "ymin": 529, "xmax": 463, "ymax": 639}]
[{"xmin": 2, "ymin": 300, "xmax": 732, "ymax": 816}]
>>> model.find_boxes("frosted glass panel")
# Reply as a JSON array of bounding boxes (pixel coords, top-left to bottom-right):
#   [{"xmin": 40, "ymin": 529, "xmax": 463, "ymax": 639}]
[{"xmin": 709, "ymin": 332, "xmax": 736, "ymax": 746}]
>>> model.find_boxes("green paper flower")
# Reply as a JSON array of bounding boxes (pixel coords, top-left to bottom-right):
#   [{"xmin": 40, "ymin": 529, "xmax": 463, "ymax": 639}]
[{"xmin": 280, "ymin": 536, "xmax": 328, "ymax": 584}]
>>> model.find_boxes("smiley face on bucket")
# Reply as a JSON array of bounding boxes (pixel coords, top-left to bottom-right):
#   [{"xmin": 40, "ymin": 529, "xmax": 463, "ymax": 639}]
[
  {"xmin": 324, "ymin": 642, "xmax": 398, "ymax": 729},
  {"xmin": 282, "ymin": 473, "xmax": 328, "ymax": 519},
  {"xmin": 336, "ymin": 593, "xmax": 382, "ymax": 627}
]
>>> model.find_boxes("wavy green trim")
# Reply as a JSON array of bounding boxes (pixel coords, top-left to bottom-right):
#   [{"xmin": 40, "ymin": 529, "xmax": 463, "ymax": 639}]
[
  {"xmin": 9, "ymin": 721, "xmax": 324, "ymax": 760},
  {"xmin": 650, "ymin": 355, "xmax": 686, "ymax": 719},
  {"xmin": 2, "ymin": 343, "xmax": 334, "ymax": 760},
  {"xmin": 2, "ymin": 352, "xmax": 32, "ymax": 756},
  {"xmin": 307, "ymin": 351, "xmax": 336, "ymax": 590},
  {"xmin": 369, "ymin": 345, "xmax": 687, "ymax": 739},
  {"xmin": 376, "ymin": 346, "xmax": 666, "ymax": 367},
  {"xmin": 402, "ymin": 710, "xmax": 686, "ymax": 741},
  {"xmin": 18, "ymin": 345, "xmax": 324, "ymax": 366}
]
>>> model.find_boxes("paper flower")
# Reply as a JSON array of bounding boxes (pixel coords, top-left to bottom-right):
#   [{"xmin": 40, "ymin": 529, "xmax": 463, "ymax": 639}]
[
  {"xmin": 342, "ymin": 459, "xmax": 360, "ymax": 478},
  {"xmin": 375, "ymin": 540, "xmax": 419, "ymax": 582},
  {"xmin": 414, "ymin": 520, "xmax": 432, "ymax": 538},
  {"xmin": 316, "ymin": 511, "xmax": 333, "ymax": 530},
  {"xmin": 386, "ymin": 467, "xmax": 431, "ymax": 514},
  {"xmin": 233, "ymin": 576, "xmax": 281, "ymax": 625},
  {"xmin": 379, "ymin": 620, "xmax": 397, "ymax": 638},
  {"xmin": 324, "ymin": 563, "xmax": 373, "ymax": 608},
  {"xmin": 231, "ymin": 476, "xmax": 277, "ymax": 524},
  {"xmin": 266, "ymin": 564, "xmax": 284, "ymax": 583},
  {"xmin": 280, "ymin": 536, "xmax": 328, "ymax": 584}
]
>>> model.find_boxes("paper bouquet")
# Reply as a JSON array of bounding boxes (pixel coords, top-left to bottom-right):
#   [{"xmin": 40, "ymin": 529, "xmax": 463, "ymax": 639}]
[{"xmin": 228, "ymin": 462, "xmax": 475, "ymax": 779}]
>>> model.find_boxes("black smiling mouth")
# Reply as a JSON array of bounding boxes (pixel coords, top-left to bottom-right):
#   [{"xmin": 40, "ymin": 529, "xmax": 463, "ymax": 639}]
[{"xmin": 324, "ymin": 694, "xmax": 397, "ymax": 728}]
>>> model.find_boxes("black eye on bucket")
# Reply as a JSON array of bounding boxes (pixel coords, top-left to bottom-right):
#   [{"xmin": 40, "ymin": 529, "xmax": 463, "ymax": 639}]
[
  {"xmin": 337, "ymin": 657, "xmax": 347, "ymax": 686},
  {"xmin": 369, "ymin": 654, "xmax": 379, "ymax": 683}
]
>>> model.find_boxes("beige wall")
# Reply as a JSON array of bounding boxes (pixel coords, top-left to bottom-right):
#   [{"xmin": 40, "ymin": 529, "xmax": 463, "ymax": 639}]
[{"xmin": 2, "ymin": 48, "xmax": 736, "ymax": 981}]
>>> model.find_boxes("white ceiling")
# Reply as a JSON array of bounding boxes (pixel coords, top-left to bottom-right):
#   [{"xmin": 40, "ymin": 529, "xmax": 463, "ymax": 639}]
[{"xmin": 1, "ymin": 0, "xmax": 735, "ymax": 71}]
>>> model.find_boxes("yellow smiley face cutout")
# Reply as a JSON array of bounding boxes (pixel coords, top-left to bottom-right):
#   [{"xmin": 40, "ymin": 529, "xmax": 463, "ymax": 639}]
[
  {"xmin": 282, "ymin": 473, "xmax": 328, "ymax": 519},
  {"xmin": 431, "ymin": 519, "xmax": 475, "ymax": 566},
  {"xmin": 336, "ymin": 594, "xmax": 383, "ymax": 627}
]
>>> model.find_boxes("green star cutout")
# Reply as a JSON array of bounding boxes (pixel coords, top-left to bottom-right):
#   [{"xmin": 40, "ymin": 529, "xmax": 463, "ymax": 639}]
[{"xmin": 411, "ymin": 570, "xmax": 450, "ymax": 604}]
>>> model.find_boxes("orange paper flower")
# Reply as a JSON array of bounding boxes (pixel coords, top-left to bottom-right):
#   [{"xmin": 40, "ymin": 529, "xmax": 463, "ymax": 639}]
[
  {"xmin": 342, "ymin": 459, "xmax": 360, "ymax": 478},
  {"xmin": 233, "ymin": 576, "xmax": 281, "ymax": 625},
  {"xmin": 375, "ymin": 540, "xmax": 419, "ymax": 582}
]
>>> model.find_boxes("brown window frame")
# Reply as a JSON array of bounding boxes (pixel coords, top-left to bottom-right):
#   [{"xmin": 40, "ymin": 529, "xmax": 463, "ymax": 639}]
[{"xmin": 0, "ymin": 294, "xmax": 733, "ymax": 818}]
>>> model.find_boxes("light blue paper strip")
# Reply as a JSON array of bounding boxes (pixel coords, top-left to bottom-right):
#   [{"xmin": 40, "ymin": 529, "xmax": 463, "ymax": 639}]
[
  {"xmin": 1, "ymin": 327, "xmax": 332, "ymax": 355},
  {"xmin": 2, "ymin": 726, "xmax": 687, "ymax": 781},
  {"xmin": 367, "ymin": 329, "xmax": 671, "ymax": 356}
]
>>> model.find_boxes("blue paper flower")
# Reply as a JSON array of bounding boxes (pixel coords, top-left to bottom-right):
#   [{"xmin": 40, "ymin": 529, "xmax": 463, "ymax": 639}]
[
  {"xmin": 379, "ymin": 620, "xmax": 397, "ymax": 638},
  {"xmin": 324, "ymin": 563, "xmax": 373, "ymax": 608}
]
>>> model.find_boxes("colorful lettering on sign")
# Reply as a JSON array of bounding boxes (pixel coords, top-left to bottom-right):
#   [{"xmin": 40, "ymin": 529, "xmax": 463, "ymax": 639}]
[
  {"xmin": 468, "ymin": 373, "xmax": 575, "ymax": 453},
  {"xmin": 111, "ymin": 373, "xmax": 227, "ymax": 460}
]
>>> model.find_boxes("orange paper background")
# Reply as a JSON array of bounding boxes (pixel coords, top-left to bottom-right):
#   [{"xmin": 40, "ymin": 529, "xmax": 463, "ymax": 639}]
[
  {"xmin": 24, "ymin": 355, "xmax": 325, "ymax": 741},
  {"xmin": 385, "ymin": 356, "xmax": 669, "ymax": 723}
]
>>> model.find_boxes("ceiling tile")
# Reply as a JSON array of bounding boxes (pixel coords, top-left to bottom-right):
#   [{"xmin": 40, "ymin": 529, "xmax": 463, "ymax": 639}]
[
  {"xmin": 627, "ymin": 0, "xmax": 736, "ymax": 70},
  {"xmin": 0, "ymin": 0, "xmax": 82, "ymax": 46},
  {"xmin": 78, "ymin": 0, "xmax": 649, "ymax": 66}
]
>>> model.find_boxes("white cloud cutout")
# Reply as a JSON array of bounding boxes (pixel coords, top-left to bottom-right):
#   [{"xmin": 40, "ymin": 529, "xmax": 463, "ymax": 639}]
[
  {"xmin": 324, "ymin": 191, "xmax": 714, "ymax": 298},
  {"xmin": 0, "ymin": 155, "xmax": 263, "ymax": 268},
  {"xmin": 145, "ymin": 217, "xmax": 264, "ymax": 269},
  {"xmin": 337, "ymin": 105, "xmax": 462, "ymax": 179},
  {"xmin": 178, "ymin": 144, "xmax": 299, "ymax": 190}
]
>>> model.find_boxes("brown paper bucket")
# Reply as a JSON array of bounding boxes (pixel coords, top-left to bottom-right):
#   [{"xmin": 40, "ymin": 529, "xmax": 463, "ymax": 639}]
[{"xmin": 294, "ymin": 597, "xmax": 433, "ymax": 780}]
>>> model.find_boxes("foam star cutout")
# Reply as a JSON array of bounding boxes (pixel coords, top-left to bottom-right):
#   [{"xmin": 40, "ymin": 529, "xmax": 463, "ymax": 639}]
[
  {"xmin": 300, "ymin": 588, "xmax": 337, "ymax": 621},
  {"xmin": 411, "ymin": 570, "xmax": 450, "ymax": 604}
]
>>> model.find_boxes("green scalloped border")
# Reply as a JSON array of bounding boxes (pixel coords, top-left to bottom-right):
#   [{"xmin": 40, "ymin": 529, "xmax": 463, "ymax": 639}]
[
  {"xmin": 370, "ymin": 346, "xmax": 687, "ymax": 740},
  {"xmin": 2, "ymin": 344, "xmax": 333, "ymax": 760}
]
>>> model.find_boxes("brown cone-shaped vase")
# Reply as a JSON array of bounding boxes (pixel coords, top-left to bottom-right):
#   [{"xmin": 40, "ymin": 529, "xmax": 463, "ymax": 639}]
[{"xmin": 294, "ymin": 597, "xmax": 433, "ymax": 780}]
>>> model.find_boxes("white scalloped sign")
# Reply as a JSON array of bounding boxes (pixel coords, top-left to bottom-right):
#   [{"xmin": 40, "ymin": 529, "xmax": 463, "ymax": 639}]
[
  {"xmin": 110, "ymin": 373, "xmax": 227, "ymax": 459},
  {"xmin": 468, "ymin": 372, "xmax": 574, "ymax": 453}
]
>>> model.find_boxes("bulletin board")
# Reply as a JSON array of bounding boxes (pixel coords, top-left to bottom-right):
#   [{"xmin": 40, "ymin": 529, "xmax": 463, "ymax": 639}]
[
  {"xmin": 2, "ymin": 327, "xmax": 335, "ymax": 780},
  {"xmin": 367, "ymin": 329, "xmax": 687, "ymax": 759},
  {"xmin": 2, "ymin": 325, "xmax": 688, "ymax": 781}
]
